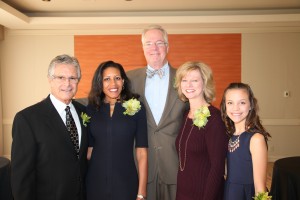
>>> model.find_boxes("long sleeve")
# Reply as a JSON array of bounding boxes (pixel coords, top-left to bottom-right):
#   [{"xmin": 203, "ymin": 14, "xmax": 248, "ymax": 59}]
[
  {"xmin": 11, "ymin": 112, "xmax": 37, "ymax": 200},
  {"xmin": 203, "ymin": 110, "xmax": 228, "ymax": 199}
]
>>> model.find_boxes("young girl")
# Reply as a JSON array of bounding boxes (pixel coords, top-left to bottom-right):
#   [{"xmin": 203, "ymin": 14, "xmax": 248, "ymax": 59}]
[{"xmin": 220, "ymin": 82, "xmax": 271, "ymax": 200}]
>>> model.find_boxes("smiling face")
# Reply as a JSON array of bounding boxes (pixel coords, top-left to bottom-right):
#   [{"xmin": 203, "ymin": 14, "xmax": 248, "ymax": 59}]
[
  {"xmin": 142, "ymin": 29, "xmax": 169, "ymax": 69},
  {"xmin": 102, "ymin": 67, "xmax": 124, "ymax": 104},
  {"xmin": 48, "ymin": 63, "xmax": 79, "ymax": 104},
  {"xmin": 180, "ymin": 69, "xmax": 204, "ymax": 101},
  {"xmin": 225, "ymin": 88, "xmax": 251, "ymax": 126}
]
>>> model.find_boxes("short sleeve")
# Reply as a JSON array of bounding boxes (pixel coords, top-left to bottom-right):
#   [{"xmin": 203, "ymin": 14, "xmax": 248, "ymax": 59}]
[
  {"xmin": 134, "ymin": 103, "xmax": 148, "ymax": 148},
  {"xmin": 86, "ymin": 104, "xmax": 95, "ymax": 147}
]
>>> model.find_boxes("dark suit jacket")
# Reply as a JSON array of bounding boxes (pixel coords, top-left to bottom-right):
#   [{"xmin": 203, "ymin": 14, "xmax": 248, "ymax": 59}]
[
  {"xmin": 127, "ymin": 66, "xmax": 187, "ymax": 184},
  {"xmin": 11, "ymin": 95, "xmax": 88, "ymax": 200}
]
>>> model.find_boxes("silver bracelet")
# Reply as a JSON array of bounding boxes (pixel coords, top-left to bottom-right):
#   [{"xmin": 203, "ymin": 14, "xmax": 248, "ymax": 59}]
[{"xmin": 137, "ymin": 194, "xmax": 146, "ymax": 200}]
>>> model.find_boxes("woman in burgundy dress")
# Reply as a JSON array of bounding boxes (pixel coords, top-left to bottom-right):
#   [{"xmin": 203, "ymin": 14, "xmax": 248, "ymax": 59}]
[{"xmin": 174, "ymin": 61, "xmax": 228, "ymax": 200}]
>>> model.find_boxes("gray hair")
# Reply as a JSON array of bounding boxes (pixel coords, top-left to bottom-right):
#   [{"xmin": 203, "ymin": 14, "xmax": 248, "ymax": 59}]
[
  {"xmin": 47, "ymin": 54, "xmax": 81, "ymax": 80},
  {"xmin": 141, "ymin": 24, "xmax": 169, "ymax": 45}
]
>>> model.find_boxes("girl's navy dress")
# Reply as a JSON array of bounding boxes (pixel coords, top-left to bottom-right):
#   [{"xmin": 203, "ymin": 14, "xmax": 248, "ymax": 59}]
[{"xmin": 224, "ymin": 131, "xmax": 255, "ymax": 200}]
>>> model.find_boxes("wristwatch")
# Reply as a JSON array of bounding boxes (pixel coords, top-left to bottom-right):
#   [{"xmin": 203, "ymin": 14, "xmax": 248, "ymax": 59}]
[{"xmin": 137, "ymin": 194, "xmax": 146, "ymax": 200}]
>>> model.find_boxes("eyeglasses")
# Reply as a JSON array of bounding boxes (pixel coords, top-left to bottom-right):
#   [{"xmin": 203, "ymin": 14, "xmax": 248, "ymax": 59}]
[
  {"xmin": 51, "ymin": 75, "xmax": 79, "ymax": 84},
  {"xmin": 143, "ymin": 41, "xmax": 167, "ymax": 48}
]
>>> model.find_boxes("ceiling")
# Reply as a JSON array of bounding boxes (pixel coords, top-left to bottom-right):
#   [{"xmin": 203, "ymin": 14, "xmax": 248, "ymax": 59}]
[{"xmin": 1, "ymin": 0, "xmax": 300, "ymax": 30}]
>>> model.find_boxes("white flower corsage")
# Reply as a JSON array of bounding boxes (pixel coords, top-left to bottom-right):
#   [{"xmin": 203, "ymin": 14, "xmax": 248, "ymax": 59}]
[
  {"xmin": 122, "ymin": 98, "xmax": 141, "ymax": 116},
  {"xmin": 193, "ymin": 106, "xmax": 211, "ymax": 128},
  {"xmin": 81, "ymin": 112, "xmax": 91, "ymax": 127}
]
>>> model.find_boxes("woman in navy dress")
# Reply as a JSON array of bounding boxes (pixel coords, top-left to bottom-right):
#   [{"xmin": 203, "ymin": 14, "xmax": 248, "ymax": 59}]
[
  {"xmin": 220, "ymin": 82, "xmax": 271, "ymax": 200},
  {"xmin": 86, "ymin": 61, "xmax": 148, "ymax": 200}
]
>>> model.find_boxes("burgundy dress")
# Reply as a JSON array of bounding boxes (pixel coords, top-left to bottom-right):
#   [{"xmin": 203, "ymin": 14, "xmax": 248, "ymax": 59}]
[{"xmin": 175, "ymin": 106, "xmax": 228, "ymax": 200}]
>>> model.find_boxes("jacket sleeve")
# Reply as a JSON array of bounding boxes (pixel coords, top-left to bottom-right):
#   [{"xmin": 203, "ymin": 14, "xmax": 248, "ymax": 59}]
[{"xmin": 11, "ymin": 112, "xmax": 37, "ymax": 200}]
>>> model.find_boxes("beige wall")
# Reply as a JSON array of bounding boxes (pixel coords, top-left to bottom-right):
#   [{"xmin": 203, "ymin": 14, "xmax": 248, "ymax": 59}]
[
  {"xmin": 0, "ymin": 25, "xmax": 4, "ymax": 41},
  {"xmin": 0, "ymin": 30, "xmax": 74, "ymax": 158},
  {"xmin": 0, "ymin": 29, "xmax": 300, "ymax": 160},
  {"xmin": 242, "ymin": 33, "xmax": 300, "ymax": 160}
]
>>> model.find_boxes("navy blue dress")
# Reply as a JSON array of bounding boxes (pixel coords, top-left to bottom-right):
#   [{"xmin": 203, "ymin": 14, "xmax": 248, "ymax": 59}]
[
  {"xmin": 224, "ymin": 131, "xmax": 255, "ymax": 200},
  {"xmin": 86, "ymin": 102, "xmax": 148, "ymax": 200}
]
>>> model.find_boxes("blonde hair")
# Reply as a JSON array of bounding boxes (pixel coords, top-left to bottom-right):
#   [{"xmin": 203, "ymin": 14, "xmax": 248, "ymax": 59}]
[{"xmin": 175, "ymin": 61, "xmax": 215, "ymax": 103}]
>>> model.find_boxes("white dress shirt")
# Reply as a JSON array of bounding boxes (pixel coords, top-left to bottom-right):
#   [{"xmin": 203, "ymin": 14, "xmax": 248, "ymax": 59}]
[{"xmin": 50, "ymin": 94, "xmax": 82, "ymax": 145}]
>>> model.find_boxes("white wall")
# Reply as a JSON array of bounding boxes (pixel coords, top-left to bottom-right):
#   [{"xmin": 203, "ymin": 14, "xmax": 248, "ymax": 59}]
[{"xmin": 1, "ymin": 29, "xmax": 300, "ymax": 160}]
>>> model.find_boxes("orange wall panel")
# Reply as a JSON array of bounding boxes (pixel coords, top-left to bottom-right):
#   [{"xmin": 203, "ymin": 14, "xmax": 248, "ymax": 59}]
[{"xmin": 74, "ymin": 34, "xmax": 241, "ymax": 107}]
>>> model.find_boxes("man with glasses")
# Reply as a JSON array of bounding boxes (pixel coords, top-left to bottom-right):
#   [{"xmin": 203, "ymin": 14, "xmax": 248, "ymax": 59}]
[
  {"xmin": 127, "ymin": 25, "xmax": 187, "ymax": 200},
  {"xmin": 11, "ymin": 54, "xmax": 88, "ymax": 200}
]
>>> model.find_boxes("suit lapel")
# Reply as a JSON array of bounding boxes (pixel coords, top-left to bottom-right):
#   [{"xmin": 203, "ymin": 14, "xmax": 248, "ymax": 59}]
[
  {"xmin": 134, "ymin": 68, "xmax": 157, "ymax": 127},
  {"xmin": 135, "ymin": 66, "xmax": 179, "ymax": 129},
  {"xmin": 157, "ymin": 67, "xmax": 178, "ymax": 127},
  {"xmin": 73, "ymin": 104, "xmax": 88, "ymax": 158},
  {"xmin": 42, "ymin": 96, "xmax": 75, "ymax": 152}
]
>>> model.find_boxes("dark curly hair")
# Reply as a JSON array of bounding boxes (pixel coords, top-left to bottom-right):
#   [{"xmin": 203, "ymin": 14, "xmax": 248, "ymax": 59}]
[
  {"xmin": 88, "ymin": 60, "xmax": 139, "ymax": 110},
  {"xmin": 220, "ymin": 82, "xmax": 271, "ymax": 141}
]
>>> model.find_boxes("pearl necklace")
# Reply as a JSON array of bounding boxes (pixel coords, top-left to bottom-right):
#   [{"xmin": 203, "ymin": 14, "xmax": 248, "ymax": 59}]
[{"xmin": 178, "ymin": 116, "xmax": 194, "ymax": 171}]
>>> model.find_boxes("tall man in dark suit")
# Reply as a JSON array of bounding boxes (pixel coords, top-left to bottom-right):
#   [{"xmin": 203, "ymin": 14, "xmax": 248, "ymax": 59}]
[
  {"xmin": 127, "ymin": 25, "xmax": 187, "ymax": 200},
  {"xmin": 11, "ymin": 54, "xmax": 88, "ymax": 200}
]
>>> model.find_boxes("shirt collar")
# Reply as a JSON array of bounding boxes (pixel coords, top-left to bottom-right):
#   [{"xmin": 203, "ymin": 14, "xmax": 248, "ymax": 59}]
[
  {"xmin": 50, "ymin": 94, "xmax": 75, "ymax": 113},
  {"xmin": 147, "ymin": 62, "xmax": 169, "ymax": 71}
]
